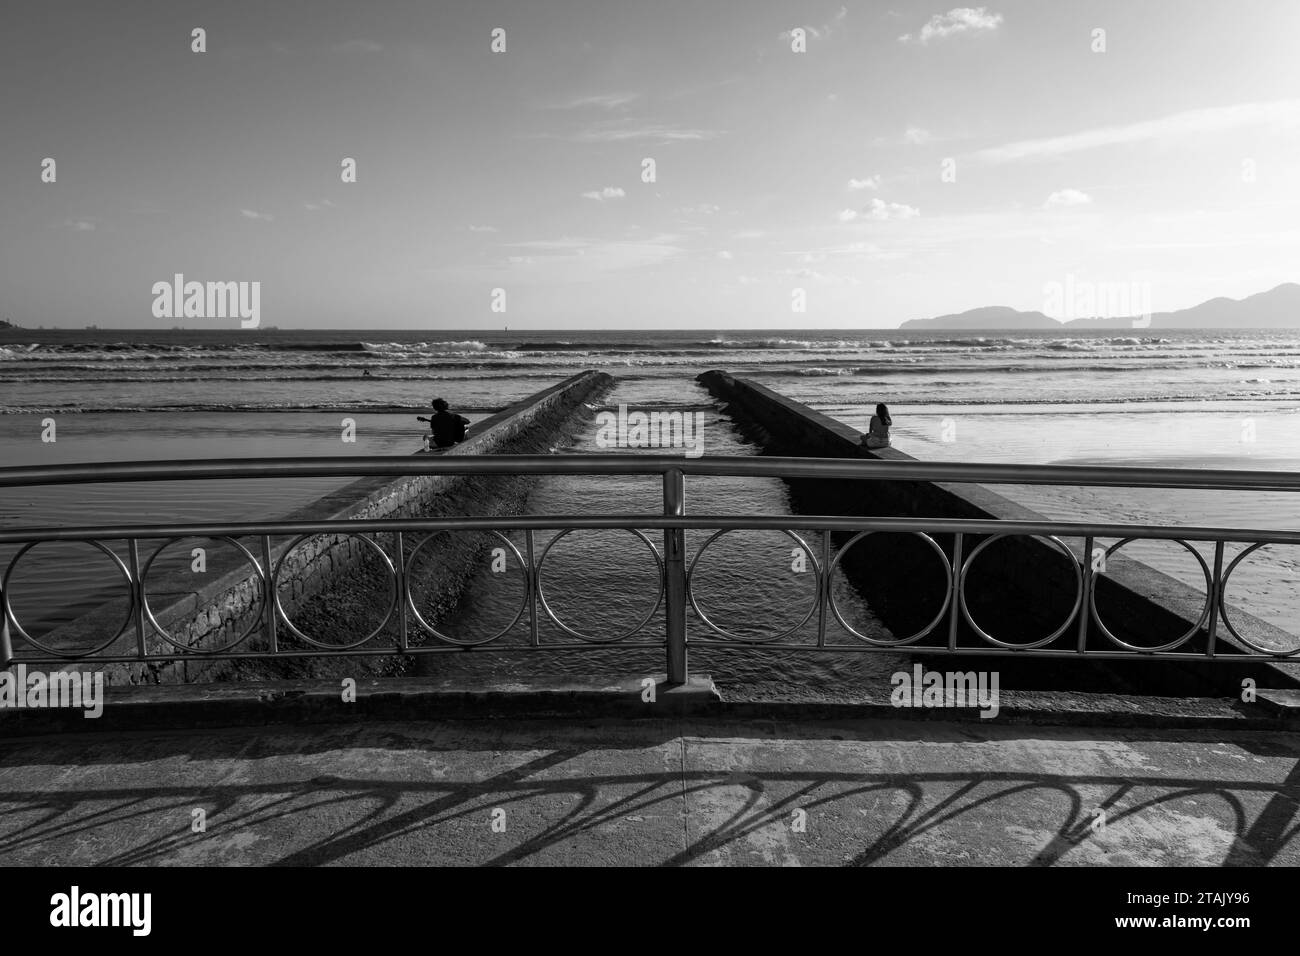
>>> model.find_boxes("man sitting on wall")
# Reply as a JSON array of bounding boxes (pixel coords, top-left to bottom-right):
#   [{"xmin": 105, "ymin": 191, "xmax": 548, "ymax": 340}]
[{"xmin": 417, "ymin": 398, "xmax": 471, "ymax": 449}]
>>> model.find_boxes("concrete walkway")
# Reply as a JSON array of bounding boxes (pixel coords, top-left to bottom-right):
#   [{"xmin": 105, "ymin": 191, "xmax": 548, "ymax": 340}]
[{"xmin": 1, "ymin": 718, "xmax": 1296, "ymax": 866}]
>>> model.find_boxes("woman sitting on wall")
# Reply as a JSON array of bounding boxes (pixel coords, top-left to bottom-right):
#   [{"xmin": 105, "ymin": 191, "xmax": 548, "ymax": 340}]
[{"xmin": 862, "ymin": 402, "xmax": 892, "ymax": 449}]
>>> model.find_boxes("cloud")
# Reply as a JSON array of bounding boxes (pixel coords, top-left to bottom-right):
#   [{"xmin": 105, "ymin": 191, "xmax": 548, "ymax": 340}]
[
  {"xmin": 848, "ymin": 175, "xmax": 882, "ymax": 190},
  {"xmin": 875, "ymin": 127, "xmax": 935, "ymax": 146},
  {"xmin": 66, "ymin": 219, "xmax": 96, "ymax": 232},
  {"xmin": 304, "ymin": 199, "xmax": 336, "ymax": 211},
  {"xmin": 240, "ymin": 208, "xmax": 273, "ymax": 221},
  {"xmin": 549, "ymin": 92, "xmax": 639, "ymax": 110},
  {"xmin": 569, "ymin": 121, "xmax": 722, "ymax": 143},
  {"xmin": 1044, "ymin": 188, "xmax": 1093, "ymax": 208},
  {"xmin": 733, "ymin": 229, "xmax": 766, "ymax": 239},
  {"xmin": 841, "ymin": 200, "xmax": 920, "ymax": 222},
  {"xmin": 718, "ymin": 250, "xmax": 734, "ymax": 260},
  {"xmin": 972, "ymin": 99, "xmax": 1300, "ymax": 164},
  {"xmin": 676, "ymin": 203, "xmax": 721, "ymax": 215},
  {"xmin": 867, "ymin": 199, "xmax": 921, "ymax": 220},
  {"xmin": 779, "ymin": 6, "xmax": 849, "ymax": 42},
  {"xmin": 775, "ymin": 267, "xmax": 861, "ymax": 285},
  {"xmin": 900, "ymin": 7, "xmax": 1003, "ymax": 44},
  {"xmin": 503, "ymin": 234, "xmax": 682, "ymax": 273},
  {"xmin": 789, "ymin": 241, "xmax": 900, "ymax": 261},
  {"xmin": 469, "ymin": 224, "xmax": 498, "ymax": 233},
  {"xmin": 581, "ymin": 186, "xmax": 626, "ymax": 201}
]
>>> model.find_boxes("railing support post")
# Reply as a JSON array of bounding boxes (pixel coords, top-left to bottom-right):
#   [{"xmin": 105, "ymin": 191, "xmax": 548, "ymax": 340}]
[
  {"xmin": 128, "ymin": 539, "xmax": 149, "ymax": 659},
  {"xmin": 0, "ymin": 594, "xmax": 12, "ymax": 669},
  {"xmin": 663, "ymin": 468, "xmax": 688, "ymax": 685},
  {"xmin": 261, "ymin": 536, "xmax": 279, "ymax": 654},
  {"xmin": 1206, "ymin": 541, "xmax": 1225, "ymax": 657}
]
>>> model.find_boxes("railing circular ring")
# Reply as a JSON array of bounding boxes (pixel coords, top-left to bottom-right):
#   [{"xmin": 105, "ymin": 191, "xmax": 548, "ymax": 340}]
[
  {"xmin": 535, "ymin": 528, "xmax": 664, "ymax": 643},
  {"xmin": 826, "ymin": 531, "xmax": 953, "ymax": 646},
  {"xmin": 958, "ymin": 534, "xmax": 1083, "ymax": 650},
  {"xmin": 272, "ymin": 532, "xmax": 397, "ymax": 650},
  {"xmin": 405, "ymin": 531, "xmax": 529, "ymax": 646},
  {"xmin": 2, "ymin": 539, "xmax": 135, "ymax": 658},
  {"xmin": 140, "ymin": 536, "xmax": 266, "ymax": 654},
  {"xmin": 686, "ymin": 529, "xmax": 820, "ymax": 643},
  {"xmin": 1218, "ymin": 543, "xmax": 1300, "ymax": 657},
  {"xmin": 1088, "ymin": 538, "xmax": 1212, "ymax": 653}
]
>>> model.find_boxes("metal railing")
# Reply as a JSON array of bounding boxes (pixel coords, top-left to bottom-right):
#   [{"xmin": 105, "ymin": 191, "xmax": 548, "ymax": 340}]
[{"xmin": 2, "ymin": 454, "xmax": 1299, "ymax": 681}]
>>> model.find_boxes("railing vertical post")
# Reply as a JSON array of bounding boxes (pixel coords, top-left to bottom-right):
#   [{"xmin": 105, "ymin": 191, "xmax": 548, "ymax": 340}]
[
  {"xmin": 663, "ymin": 468, "xmax": 688, "ymax": 685},
  {"xmin": 1077, "ymin": 536, "xmax": 1095, "ymax": 654},
  {"xmin": 817, "ymin": 531, "xmax": 831, "ymax": 648},
  {"xmin": 946, "ymin": 533, "xmax": 964, "ymax": 651},
  {"xmin": 127, "ymin": 539, "xmax": 149, "ymax": 659},
  {"xmin": 261, "ymin": 535, "xmax": 279, "ymax": 654},
  {"xmin": 525, "ymin": 530, "xmax": 540, "ymax": 647},
  {"xmin": 1206, "ymin": 541, "xmax": 1225, "ymax": 657},
  {"xmin": 0, "ymin": 588, "xmax": 12, "ymax": 669},
  {"xmin": 395, "ymin": 532, "xmax": 408, "ymax": 652}
]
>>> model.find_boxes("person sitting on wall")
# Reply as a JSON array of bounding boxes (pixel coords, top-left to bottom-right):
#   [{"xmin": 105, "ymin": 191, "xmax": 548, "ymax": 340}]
[
  {"xmin": 417, "ymin": 397, "xmax": 471, "ymax": 449},
  {"xmin": 862, "ymin": 402, "xmax": 892, "ymax": 449}
]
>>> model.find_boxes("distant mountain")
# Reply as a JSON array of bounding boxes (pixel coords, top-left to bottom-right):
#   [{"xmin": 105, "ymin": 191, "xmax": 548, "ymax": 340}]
[
  {"xmin": 900, "ymin": 305, "xmax": 1057, "ymax": 330},
  {"xmin": 899, "ymin": 282, "xmax": 1300, "ymax": 330}
]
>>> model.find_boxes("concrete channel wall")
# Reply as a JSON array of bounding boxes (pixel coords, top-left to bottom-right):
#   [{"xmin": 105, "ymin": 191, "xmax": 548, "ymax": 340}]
[
  {"xmin": 698, "ymin": 370, "xmax": 1298, "ymax": 695},
  {"xmin": 42, "ymin": 370, "xmax": 615, "ymax": 684}
]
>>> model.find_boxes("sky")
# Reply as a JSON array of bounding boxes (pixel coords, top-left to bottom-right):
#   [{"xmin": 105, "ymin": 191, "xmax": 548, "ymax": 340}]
[{"xmin": 3, "ymin": 0, "xmax": 1300, "ymax": 330}]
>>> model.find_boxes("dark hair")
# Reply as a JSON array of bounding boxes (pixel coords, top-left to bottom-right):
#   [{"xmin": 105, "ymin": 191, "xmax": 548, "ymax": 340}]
[
  {"xmin": 876, "ymin": 403, "xmax": 892, "ymax": 427},
  {"xmin": 431, "ymin": 398, "xmax": 449, "ymax": 412}
]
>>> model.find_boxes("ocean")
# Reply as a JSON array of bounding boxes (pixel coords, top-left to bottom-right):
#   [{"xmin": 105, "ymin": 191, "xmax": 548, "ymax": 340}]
[{"xmin": 2, "ymin": 327, "xmax": 1298, "ymax": 659}]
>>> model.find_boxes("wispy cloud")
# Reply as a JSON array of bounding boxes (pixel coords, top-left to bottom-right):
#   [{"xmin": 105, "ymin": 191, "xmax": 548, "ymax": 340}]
[
  {"xmin": 240, "ymin": 208, "xmax": 273, "ymax": 222},
  {"xmin": 581, "ymin": 186, "xmax": 626, "ymax": 201},
  {"xmin": 548, "ymin": 92, "xmax": 639, "ymax": 111},
  {"xmin": 788, "ymin": 241, "xmax": 904, "ymax": 263},
  {"xmin": 972, "ymin": 100, "xmax": 1300, "ymax": 164},
  {"xmin": 304, "ymin": 199, "xmax": 336, "ymax": 211},
  {"xmin": 568, "ymin": 120, "xmax": 723, "ymax": 143},
  {"xmin": 848, "ymin": 175, "xmax": 882, "ymax": 191},
  {"xmin": 503, "ymin": 234, "xmax": 683, "ymax": 273},
  {"xmin": 774, "ymin": 267, "xmax": 861, "ymax": 285},
  {"xmin": 65, "ymin": 219, "xmax": 96, "ymax": 232},
  {"xmin": 1044, "ymin": 188, "xmax": 1093, "ymax": 208},
  {"xmin": 899, "ymin": 7, "xmax": 1003, "ymax": 45},
  {"xmin": 874, "ymin": 127, "xmax": 934, "ymax": 147},
  {"xmin": 839, "ymin": 199, "xmax": 921, "ymax": 222},
  {"xmin": 468, "ymin": 224, "xmax": 498, "ymax": 233},
  {"xmin": 675, "ymin": 203, "xmax": 721, "ymax": 215},
  {"xmin": 779, "ymin": 6, "xmax": 849, "ymax": 43}
]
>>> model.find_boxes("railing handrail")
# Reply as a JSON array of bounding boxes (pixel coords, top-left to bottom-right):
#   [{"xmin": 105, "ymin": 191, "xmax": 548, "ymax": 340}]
[
  {"xmin": 2, "ymin": 514, "xmax": 1300, "ymax": 547},
  {"xmin": 2, "ymin": 453, "xmax": 1299, "ymax": 493}
]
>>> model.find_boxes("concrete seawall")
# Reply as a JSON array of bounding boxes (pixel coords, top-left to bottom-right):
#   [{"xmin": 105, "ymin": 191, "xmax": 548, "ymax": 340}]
[
  {"xmin": 38, "ymin": 370, "xmax": 615, "ymax": 684},
  {"xmin": 698, "ymin": 370, "xmax": 1298, "ymax": 695}
]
